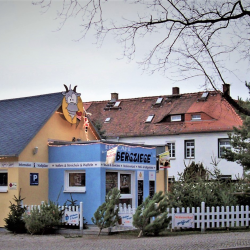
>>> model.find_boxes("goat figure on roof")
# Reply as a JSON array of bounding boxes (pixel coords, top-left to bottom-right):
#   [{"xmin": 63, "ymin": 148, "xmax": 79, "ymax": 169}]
[{"xmin": 62, "ymin": 84, "xmax": 82, "ymax": 119}]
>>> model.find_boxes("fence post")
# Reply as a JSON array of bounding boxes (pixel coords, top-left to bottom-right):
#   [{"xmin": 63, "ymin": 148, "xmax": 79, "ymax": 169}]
[
  {"xmin": 79, "ymin": 202, "xmax": 83, "ymax": 230},
  {"xmin": 201, "ymin": 202, "xmax": 205, "ymax": 233}
]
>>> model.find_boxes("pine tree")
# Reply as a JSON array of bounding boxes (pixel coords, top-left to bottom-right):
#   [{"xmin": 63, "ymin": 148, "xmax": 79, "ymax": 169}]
[
  {"xmin": 4, "ymin": 190, "xmax": 27, "ymax": 233},
  {"xmin": 91, "ymin": 188, "xmax": 120, "ymax": 236},
  {"xmin": 133, "ymin": 191, "xmax": 171, "ymax": 237},
  {"xmin": 223, "ymin": 82, "xmax": 250, "ymax": 172}
]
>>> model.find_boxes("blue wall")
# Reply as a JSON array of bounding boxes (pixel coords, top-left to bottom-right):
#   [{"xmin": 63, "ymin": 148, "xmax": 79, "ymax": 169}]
[{"xmin": 48, "ymin": 143, "xmax": 156, "ymax": 224}]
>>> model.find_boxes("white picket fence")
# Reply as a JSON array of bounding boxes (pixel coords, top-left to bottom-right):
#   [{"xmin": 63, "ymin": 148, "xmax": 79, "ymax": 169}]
[
  {"xmin": 115, "ymin": 202, "xmax": 250, "ymax": 232},
  {"xmin": 24, "ymin": 202, "xmax": 84, "ymax": 230},
  {"xmin": 168, "ymin": 202, "xmax": 250, "ymax": 231}
]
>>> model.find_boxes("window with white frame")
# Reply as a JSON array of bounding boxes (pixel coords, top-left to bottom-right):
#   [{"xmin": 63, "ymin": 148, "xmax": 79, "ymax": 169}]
[
  {"xmin": 106, "ymin": 171, "xmax": 134, "ymax": 206},
  {"xmin": 0, "ymin": 170, "xmax": 8, "ymax": 192},
  {"xmin": 167, "ymin": 143, "xmax": 176, "ymax": 158},
  {"xmin": 191, "ymin": 114, "xmax": 201, "ymax": 120},
  {"xmin": 145, "ymin": 115, "xmax": 154, "ymax": 123},
  {"xmin": 218, "ymin": 139, "xmax": 231, "ymax": 158},
  {"xmin": 64, "ymin": 170, "xmax": 86, "ymax": 192},
  {"xmin": 185, "ymin": 140, "xmax": 195, "ymax": 158},
  {"xmin": 171, "ymin": 115, "xmax": 182, "ymax": 122}
]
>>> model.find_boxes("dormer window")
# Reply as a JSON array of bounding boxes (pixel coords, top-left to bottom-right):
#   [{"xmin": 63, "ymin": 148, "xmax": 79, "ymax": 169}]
[
  {"xmin": 105, "ymin": 117, "xmax": 111, "ymax": 123},
  {"xmin": 146, "ymin": 115, "xmax": 154, "ymax": 123},
  {"xmin": 171, "ymin": 115, "xmax": 181, "ymax": 122},
  {"xmin": 191, "ymin": 114, "xmax": 201, "ymax": 120},
  {"xmin": 155, "ymin": 97, "xmax": 163, "ymax": 104}
]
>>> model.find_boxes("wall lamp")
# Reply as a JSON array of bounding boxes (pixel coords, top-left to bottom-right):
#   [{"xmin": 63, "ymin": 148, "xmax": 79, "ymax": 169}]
[{"xmin": 33, "ymin": 147, "xmax": 38, "ymax": 155}]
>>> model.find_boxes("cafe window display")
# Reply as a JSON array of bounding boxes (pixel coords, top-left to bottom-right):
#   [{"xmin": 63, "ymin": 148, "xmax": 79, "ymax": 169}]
[{"xmin": 106, "ymin": 171, "xmax": 134, "ymax": 206}]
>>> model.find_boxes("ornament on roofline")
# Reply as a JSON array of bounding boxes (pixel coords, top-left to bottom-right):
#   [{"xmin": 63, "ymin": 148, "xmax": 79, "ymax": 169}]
[{"xmin": 62, "ymin": 84, "xmax": 84, "ymax": 124}]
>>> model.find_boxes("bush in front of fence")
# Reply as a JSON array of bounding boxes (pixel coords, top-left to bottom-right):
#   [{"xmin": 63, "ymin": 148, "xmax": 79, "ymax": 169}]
[
  {"xmin": 23, "ymin": 201, "xmax": 63, "ymax": 235},
  {"xmin": 133, "ymin": 191, "xmax": 171, "ymax": 237},
  {"xmin": 166, "ymin": 167, "xmax": 246, "ymax": 208}
]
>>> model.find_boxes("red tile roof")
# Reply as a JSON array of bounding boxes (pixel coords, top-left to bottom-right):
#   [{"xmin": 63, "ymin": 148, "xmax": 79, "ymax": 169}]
[{"xmin": 84, "ymin": 91, "xmax": 242, "ymax": 139}]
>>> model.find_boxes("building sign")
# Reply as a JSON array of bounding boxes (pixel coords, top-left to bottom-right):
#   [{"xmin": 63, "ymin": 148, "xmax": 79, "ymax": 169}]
[
  {"xmin": 137, "ymin": 171, "xmax": 144, "ymax": 180},
  {"xmin": 9, "ymin": 182, "xmax": 17, "ymax": 190},
  {"xmin": 62, "ymin": 84, "xmax": 84, "ymax": 124},
  {"xmin": 159, "ymin": 151, "xmax": 170, "ymax": 169},
  {"xmin": 106, "ymin": 146, "xmax": 118, "ymax": 164},
  {"xmin": 30, "ymin": 173, "xmax": 39, "ymax": 186},
  {"xmin": 174, "ymin": 213, "xmax": 194, "ymax": 228}
]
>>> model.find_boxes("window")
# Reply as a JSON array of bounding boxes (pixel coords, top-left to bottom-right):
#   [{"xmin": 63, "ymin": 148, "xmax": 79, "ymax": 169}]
[
  {"xmin": 106, "ymin": 171, "xmax": 134, "ymax": 206},
  {"xmin": 185, "ymin": 140, "xmax": 195, "ymax": 158},
  {"xmin": 145, "ymin": 115, "xmax": 154, "ymax": 123},
  {"xmin": 191, "ymin": 114, "xmax": 201, "ymax": 120},
  {"xmin": 171, "ymin": 115, "xmax": 181, "ymax": 122},
  {"xmin": 114, "ymin": 101, "xmax": 121, "ymax": 107},
  {"xmin": 218, "ymin": 139, "xmax": 231, "ymax": 158},
  {"xmin": 167, "ymin": 143, "xmax": 176, "ymax": 158},
  {"xmin": 155, "ymin": 97, "xmax": 163, "ymax": 104},
  {"xmin": 105, "ymin": 117, "xmax": 111, "ymax": 123},
  {"xmin": 0, "ymin": 170, "xmax": 8, "ymax": 192},
  {"xmin": 64, "ymin": 171, "xmax": 86, "ymax": 192}
]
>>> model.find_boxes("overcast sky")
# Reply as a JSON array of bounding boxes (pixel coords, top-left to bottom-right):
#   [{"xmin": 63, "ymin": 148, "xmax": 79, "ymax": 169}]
[{"xmin": 0, "ymin": 1, "xmax": 250, "ymax": 102}]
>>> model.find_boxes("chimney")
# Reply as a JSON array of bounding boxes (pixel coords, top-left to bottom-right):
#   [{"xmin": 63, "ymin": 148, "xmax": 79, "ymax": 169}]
[
  {"xmin": 172, "ymin": 87, "xmax": 179, "ymax": 95},
  {"xmin": 223, "ymin": 84, "xmax": 230, "ymax": 96},
  {"xmin": 111, "ymin": 93, "xmax": 118, "ymax": 102}
]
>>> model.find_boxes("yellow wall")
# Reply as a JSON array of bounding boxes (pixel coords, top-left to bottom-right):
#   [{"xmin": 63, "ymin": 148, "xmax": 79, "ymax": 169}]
[
  {"xmin": 0, "ymin": 168, "xmax": 19, "ymax": 228},
  {"xmin": 19, "ymin": 112, "xmax": 99, "ymax": 162},
  {"xmin": 0, "ymin": 110, "xmax": 99, "ymax": 227}
]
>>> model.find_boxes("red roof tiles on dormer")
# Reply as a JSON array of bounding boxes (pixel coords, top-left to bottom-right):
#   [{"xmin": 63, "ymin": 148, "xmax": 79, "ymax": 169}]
[{"xmin": 83, "ymin": 90, "xmax": 242, "ymax": 139}]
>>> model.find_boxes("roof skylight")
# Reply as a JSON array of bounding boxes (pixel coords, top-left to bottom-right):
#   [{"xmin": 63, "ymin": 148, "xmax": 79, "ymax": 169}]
[
  {"xmin": 146, "ymin": 115, "xmax": 154, "ymax": 123},
  {"xmin": 114, "ymin": 101, "xmax": 121, "ymax": 107},
  {"xmin": 155, "ymin": 97, "xmax": 163, "ymax": 104}
]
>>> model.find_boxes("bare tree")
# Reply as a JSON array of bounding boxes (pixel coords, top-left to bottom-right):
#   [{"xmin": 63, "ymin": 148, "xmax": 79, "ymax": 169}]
[{"xmin": 33, "ymin": 0, "xmax": 250, "ymax": 114}]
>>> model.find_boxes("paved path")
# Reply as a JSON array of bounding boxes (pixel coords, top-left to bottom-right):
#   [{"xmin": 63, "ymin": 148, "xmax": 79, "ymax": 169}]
[{"xmin": 1, "ymin": 229, "xmax": 250, "ymax": 250}]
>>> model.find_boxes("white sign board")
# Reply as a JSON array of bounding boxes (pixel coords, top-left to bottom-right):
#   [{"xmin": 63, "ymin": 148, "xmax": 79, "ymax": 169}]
[
  {"xmin": 174, "ymin": 213, "xmax": 194, "ymax": 228},
  {"xmin": 120, "ymin": 213, "xmax": 133, "ymax": 227},
  {"xmin": 64, "ymin": 211, "xmax": 79, "ymax": 225}
]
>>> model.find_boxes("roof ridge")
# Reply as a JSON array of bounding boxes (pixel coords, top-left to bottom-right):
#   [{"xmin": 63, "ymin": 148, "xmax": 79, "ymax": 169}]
[
  {"xmin": 0, "ymin": 92, "xmax": 62, "ymax": 102},
  {"xmin": 83, "ymin": 90, "xmax": 219, "ymax": 104}
]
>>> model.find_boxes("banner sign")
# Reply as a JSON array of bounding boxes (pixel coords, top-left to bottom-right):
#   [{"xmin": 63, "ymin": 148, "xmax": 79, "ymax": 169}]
[
  {"xmin": 105, "ymin": 146, "xmax": 118, "ymax": 164},
  {"xmin": 174, "ymin": 213, "xmax": 194, "ymax": 228},
  {"xmin": 159, "ymin": 151, "xmax": 170, "ymax": 169}
]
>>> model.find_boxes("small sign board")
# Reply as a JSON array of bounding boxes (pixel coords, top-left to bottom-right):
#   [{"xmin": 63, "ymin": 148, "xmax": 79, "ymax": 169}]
[
  {"xmin": 30, "ymin": 173, "xmax": 39, "ymax": 186},
  {"xmin": 64, "ymin": 211, "xmax": 79, "ymax": 225},
  {"xmin": 120, "ymin": 213, "xmax": 133, "ymax": 227},
  {"xmin": 9, "ymin": 182, "xmax": 17, "ymax": 190},
  {"xmin": 174, "ymin": 213, "xmax": 194, "ymax": 228}
]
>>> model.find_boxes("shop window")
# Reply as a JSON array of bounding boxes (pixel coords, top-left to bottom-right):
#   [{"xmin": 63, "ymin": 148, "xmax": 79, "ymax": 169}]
[
  {"xmin": 218, "ymin": 138, "xmax": 231, "ymax": 158},
  {"xmin": 185, "ymin": 140, "xmax": 195, "ymax": 159},
  {"xmin": 64, "ymin": 171, "xmax": 86, "ymax": 193},
  {"xmin": 0, "ymin": 171, "xmax": 8, "ymax": 192},
  {"xmin": 106, "ymin": 171, "xmax": 134, "ymax": 207}
]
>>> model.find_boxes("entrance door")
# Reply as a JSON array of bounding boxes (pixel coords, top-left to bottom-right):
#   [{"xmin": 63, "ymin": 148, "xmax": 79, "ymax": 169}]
[{"xmin": 106, "ymin": 171, "xmax": 134, "ymax": 207}]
